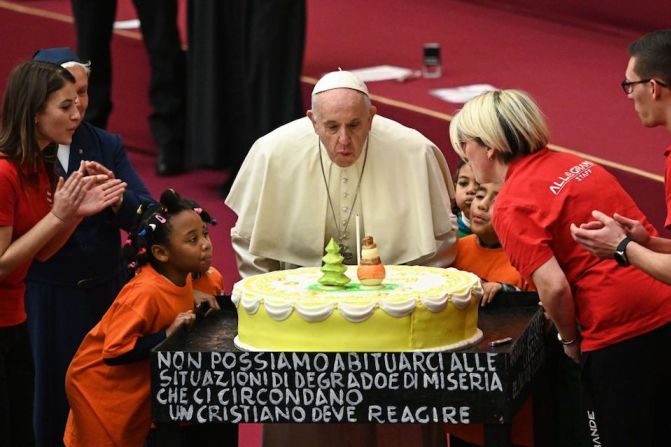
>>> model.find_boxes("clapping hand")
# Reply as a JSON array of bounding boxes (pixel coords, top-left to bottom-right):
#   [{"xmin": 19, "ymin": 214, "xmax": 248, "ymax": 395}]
[
  {"xmin": 611, "ymin": 213, "xmax": 650, "ymax": 245},
  {"xmin": 83, "ymin": 160, "xmax": 115, "ymax": 180},
  {"xmin": 77, "ymin": 161, "xmax": 126, "ymax": 217},
  {"xmin": 75, "ymin": 177, "xmax": 126, "ymax": 218},
  {"xmin": 51, "ymin": 161, "xmax": 126, "ymax": 223},
  {"xmin": 570, "ymin": 210, "xmax": 629, "ymax": 258},
  {"xmin": 83, "ymin": 160, "xmax": 124, "ymax": 210}
]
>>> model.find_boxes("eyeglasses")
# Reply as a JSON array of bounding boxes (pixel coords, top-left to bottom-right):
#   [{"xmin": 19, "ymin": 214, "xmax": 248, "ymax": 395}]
[{"xmin": 621, "ymin": 78, "xmax": 669, "ymax": 94}]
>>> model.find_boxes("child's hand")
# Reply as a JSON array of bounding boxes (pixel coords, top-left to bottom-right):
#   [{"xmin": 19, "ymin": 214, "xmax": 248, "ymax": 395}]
[
  {"xmin": 481, "ymin": 282, "xmax": 502, "ymax": 306},
  {"xmin": 166, "ymin": 311, "xmax": 196, "ymax": 337},
  {"xmin": 193, "ymin": 290, "xmax": 221, "ymax": 317}
]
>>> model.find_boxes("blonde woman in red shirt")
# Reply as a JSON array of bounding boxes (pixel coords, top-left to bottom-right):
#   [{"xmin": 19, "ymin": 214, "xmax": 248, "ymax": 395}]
[{"xmin": 450, "ymin": 89, "xmax": 671, "ymax": 447}]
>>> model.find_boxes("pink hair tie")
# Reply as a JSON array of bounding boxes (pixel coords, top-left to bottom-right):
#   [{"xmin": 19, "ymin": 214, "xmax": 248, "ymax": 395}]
[
  {"xmin": 194, "ymin": 207, "xmax": 203, "ymax": 214},
  {"xmin": 123, "ymin": 238, "xmax": 132, "ymax": 247},
  {"xmin": 138, "ymin": 248, "xmax": 147, "ymax": 255}
]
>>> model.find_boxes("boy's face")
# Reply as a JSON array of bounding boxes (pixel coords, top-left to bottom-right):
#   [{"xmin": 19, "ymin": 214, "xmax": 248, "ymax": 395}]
[
  {"xmin": 455, "ymin": 163, "xmax": 478, "ymax": 218},
  {"xmin": 469, "ymin": 182, "xmax": 501, "ymax": 242}
]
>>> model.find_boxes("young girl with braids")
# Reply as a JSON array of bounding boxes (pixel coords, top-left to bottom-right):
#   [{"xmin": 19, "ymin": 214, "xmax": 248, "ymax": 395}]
[{"xmin": 63, "ymin": 189, "xmax": 221, "ymax": 447}]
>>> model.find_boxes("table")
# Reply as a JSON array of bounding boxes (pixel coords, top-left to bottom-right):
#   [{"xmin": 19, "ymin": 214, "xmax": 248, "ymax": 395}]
[{"xmin": 151, "ymin": 293, "xmax": 547, "ymax": 447}]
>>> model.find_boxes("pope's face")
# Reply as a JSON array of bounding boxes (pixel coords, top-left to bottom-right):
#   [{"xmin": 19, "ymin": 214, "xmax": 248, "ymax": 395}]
[{"xmin": 307, "ymin": 89, "xmax": 376, "ymax": 167}]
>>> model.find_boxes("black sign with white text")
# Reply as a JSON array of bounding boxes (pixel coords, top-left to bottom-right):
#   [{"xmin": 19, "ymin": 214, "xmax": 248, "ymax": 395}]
[
  {"xmin": 151, "ymin": 303, "xmax": 545, "ymax": 425},
  {"xmin": 153, "ymin": 350, "xmax": 507, "ymax": 424}
]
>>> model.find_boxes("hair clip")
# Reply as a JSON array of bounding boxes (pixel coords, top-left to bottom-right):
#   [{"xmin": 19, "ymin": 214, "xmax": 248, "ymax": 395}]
[
  {"xmin": 148, "ymin": 223, "xmax": 157, "ymax": 231},
  {"xmin": 138, "ymin": 229, "xmax": 147, "ymax": 237},
  {"xmin": 155, "ymin": 215, "xmax": 166, "ymax": 224},
  {"xmin": 194, "ymin": 207, "xmax": 203, "ymax": 215},
  {"xmin": 138, "ymin": 247, "xmax": 147, "ymax": 255},
  {"xmin": 136, "ymin": 205, "xmax": 143, "ymax": 215},
  {"xmin": 123, "ymin": 238, "xmax": 132, "ymax": 247},
  {"xmin": 210, "ymin": 218, "xmax": 218, "ymax": 226},
  {"xmin": 128, "ymin": 261, "xmax": 137, "ymax": 269}
]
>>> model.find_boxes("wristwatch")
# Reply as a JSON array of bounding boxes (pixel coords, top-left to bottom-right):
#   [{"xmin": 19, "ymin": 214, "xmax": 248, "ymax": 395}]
[{"xmin": 613, "ymin": 236, "xmax": 632, "ymax": 267}]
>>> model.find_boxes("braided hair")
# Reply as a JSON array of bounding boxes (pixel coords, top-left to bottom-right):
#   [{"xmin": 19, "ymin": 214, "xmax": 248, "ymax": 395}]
[{"xmin": 123, "ymin": 189, "xmax": 215, "ymax": 273}]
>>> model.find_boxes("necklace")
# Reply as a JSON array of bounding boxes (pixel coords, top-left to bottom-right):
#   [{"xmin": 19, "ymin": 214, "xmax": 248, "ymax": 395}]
[{"xmin": 319, "ymin": 138, "xmax": 369, "ymax": 261}]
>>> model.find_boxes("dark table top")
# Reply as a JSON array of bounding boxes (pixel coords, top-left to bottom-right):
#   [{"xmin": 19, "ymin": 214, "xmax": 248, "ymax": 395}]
[{"xmin": 152, "ymin": 292, "xmax": 546, "ymax": 426}]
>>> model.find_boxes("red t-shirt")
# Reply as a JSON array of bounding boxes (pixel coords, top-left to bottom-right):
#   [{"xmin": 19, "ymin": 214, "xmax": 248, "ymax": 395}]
[
  {"xmin": 0, "ymin": 159, "xmax": 51, "ymax": 326},
  {"xmin": 64, "ymin": 265, "xmax": 194, "ymax": 447},
  {"xmin": 494, "ymin": 148, "xmax": 671, "ymax": 351},
  {"xmin": 664, "ymin": 145, "xmax": 671, "ymax": 229}
]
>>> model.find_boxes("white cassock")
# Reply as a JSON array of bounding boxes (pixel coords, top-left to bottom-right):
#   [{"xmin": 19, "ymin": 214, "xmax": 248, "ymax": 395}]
[{"xmin": 226, "ymin": 115, "xmax": 457, "ymax": 279}]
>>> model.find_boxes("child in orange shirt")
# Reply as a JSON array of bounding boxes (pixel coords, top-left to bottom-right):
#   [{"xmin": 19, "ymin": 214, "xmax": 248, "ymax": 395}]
[
  {"xmin": 453, "ymin": 161, "xmax": 479, "ymax": 238},
  {"xmin": 453, "ymin": 182, "xmax": 534, "ymax": 306},
  {"xmin": 63, "ymin": 190, "xmax": 221, "ymax": 447},
  {"xmin": 449, "ymin": 182, "xmax": 535, "ymax": 447}
]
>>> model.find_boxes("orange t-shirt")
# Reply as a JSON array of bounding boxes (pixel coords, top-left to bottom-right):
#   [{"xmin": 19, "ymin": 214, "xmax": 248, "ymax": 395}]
[
  {"xmin": 453, "ymin": 235, "xmax": 534, "ymax": 291},
  {"xmin": 63, "ymin": 265, "xmax": 193, "ymax": 447},
  {"xmin": 192, "ymin": 266, "xmax": 224, "ymax": 295}
]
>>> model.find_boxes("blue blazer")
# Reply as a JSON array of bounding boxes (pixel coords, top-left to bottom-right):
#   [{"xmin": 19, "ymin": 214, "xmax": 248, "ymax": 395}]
[{"xmin": 27, "ymin": 122, "xmax": 154, "ymax": 286}]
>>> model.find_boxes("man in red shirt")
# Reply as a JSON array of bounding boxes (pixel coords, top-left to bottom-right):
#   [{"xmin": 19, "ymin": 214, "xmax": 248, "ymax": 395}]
[{"xmin": 571, "ymin": 30, "xmax": 671, "ymax": 285}]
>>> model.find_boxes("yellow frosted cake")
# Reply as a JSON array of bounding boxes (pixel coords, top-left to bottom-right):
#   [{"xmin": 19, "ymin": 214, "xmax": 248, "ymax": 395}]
[{"xmin": 232, "ymin": 266, "xmax": 483, "ymax": 352}]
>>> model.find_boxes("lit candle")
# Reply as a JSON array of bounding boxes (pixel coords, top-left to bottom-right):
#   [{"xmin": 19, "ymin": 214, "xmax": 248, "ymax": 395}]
[{"xmin": 356, "ymin": 214, "xmax": 361, "ymax": 265}]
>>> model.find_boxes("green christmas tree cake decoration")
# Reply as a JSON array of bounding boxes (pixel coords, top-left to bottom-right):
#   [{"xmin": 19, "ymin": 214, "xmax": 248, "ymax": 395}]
[{"xmin": 318, "ymin": 238, "xmax": 351, "ymax": 289}]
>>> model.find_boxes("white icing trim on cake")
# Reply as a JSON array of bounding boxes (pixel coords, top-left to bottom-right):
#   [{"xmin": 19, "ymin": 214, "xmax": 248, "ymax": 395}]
[
  {"xmin": 263, "ymin": 300, "xmax": 294, "ymax": 321},
  {"xmin": 443, "ymin": 268, "xmax": 482, "ymax": 310},
  {"xmin": 339, "ymin": 302, "xmax": 377, "ymax": 322},
  {"xmin": 379, "ymin": 297, "xmax": 416, "ymax": 317},
  {"xmin": 449, "ymin": 291, "xmax": 472, "ymax": 310},
  {"xmin": 241, "ymin": 296, "xmax": 260, "ymax": 314},
  {"xmin": 420, "ymin": 293, "xmax": 449, "ymax": 312},
  {"xmin": 231, "ymin": 291, "xmax": 241, "ymax": 307},
  {"xmin": 234, "ymin": 266, "xmax": 483, "ymax": 322},
  {"xmin": 295, "ymin": 302, "xmax": 334, "ymax": 322}
]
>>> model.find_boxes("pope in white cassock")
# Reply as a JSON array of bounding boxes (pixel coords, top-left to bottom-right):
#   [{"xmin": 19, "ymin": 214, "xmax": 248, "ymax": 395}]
[
  {"xmin": 225, "ymin": 70, "xmax": 456, "ymax": 447},
  {"xmin": 226, "ymin": 70, "xmax": 457, "ymax": 279}
]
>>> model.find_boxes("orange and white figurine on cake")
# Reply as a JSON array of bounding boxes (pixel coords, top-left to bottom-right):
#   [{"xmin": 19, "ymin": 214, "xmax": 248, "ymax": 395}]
[{"xmin": 357, "ymin": 236, "xmax": 385, "ymax": 288}]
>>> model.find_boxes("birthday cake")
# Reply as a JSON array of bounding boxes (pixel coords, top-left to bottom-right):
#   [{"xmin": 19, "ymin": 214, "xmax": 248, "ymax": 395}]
[{"xmin": 232, "ymin": 265, "xmax": 483, "ymax": 352}]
